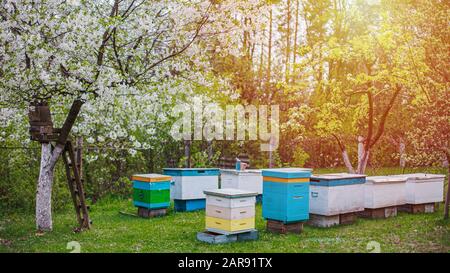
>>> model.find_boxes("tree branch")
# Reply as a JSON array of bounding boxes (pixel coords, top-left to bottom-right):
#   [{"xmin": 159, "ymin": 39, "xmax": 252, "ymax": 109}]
[{"xmin": 369, "ymin": 84, "xmax": 402, "ymax": 148}]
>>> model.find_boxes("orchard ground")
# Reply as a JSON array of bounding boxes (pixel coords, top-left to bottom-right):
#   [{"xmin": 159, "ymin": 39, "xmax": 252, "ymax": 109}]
[{"xmin": 0, "ymin": 167, "xmax": 449, "ymax": 253}]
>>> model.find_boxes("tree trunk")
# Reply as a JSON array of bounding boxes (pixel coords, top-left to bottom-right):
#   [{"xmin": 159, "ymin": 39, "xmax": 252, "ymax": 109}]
[
  {"xmin": 357, "ymin": 150, "xmax": 370, "ymax": 174},
  {"xmin": 442, "ymin": 157, "xmax": 449, "ymax": 168},
  {"xmin": 399, "ymin": 138, "xmax": 406, "ymax": 168},
  {"xmin": 292, "ymin": 0, "xmax": 299, "ymax": 84},
  {"xmin": 342, "ymin": 149, "xmax": 355, "ymax": 174},
  {"xmin": 36, "ymin": 143, "xmax": 54, "ymax": 231},
  {"xmin": 356, "ymin": 136, "xmax": 370, "ymax": 174},
  {"xmin": 269, "ymin": 139, "xmax": 273, "ymax": 168},
  {"xmin": 333, "ymin": 134, "xmax": 355, "ymax": 174},
  {"xmin": 207, "ymin": 140, "xmax": 213, "ymax": 161},
  {"xmin": 36, "ymin": 143, "xmax": 64, "ymax": 231},
  {"xmin": 267, "ymin": 7, "xmax": 273, "ymax": 84},
  {"xmin": 357, "ymin": 135, "xmax": 364, "ymax": 166},
  {"xmin": 184, "ymin": 140, "xmax": 191, "ymax": 168},
  {"xmin": 444, "ymin": 153, "xmax": 450, "ymax": 219},
  {"xmin": 444, "ymin": 171, "xmax": 449, "ymax": 219},
  {"xmin": 258, "ymin": 30, "xmax": 265, "ymax": 89},
  {"xmin": 285, "ymin": 0, "xmax": 291, "ymax": 83}
]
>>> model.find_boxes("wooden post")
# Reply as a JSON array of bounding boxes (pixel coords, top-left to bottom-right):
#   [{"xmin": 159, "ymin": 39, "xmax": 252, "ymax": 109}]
[
  {"xmin": 184, "ymin": 140, "xmax": 191, "ymax": 168},
  {"xmin": 444, "ymin": 166, "xmax": 450, "ymax": 219},
  {"xmin": 57, "ymin": 100, "xmax": 84, "ymax": 146}
]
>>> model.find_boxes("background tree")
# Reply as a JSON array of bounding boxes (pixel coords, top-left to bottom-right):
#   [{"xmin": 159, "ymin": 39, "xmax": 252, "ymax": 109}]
[{"xmin": 0, "ymin": 0, "xmax": 255, "ymax": 231}]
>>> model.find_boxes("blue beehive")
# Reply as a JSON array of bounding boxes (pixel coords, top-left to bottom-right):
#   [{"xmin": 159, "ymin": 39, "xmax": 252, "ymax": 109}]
[{"xmin": 262, "ymin": 168, "xmax": 312, "ymax": 223}]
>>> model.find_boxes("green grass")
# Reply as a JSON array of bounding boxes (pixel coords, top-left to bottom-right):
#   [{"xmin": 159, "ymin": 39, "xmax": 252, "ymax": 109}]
[{"xmin": 0, "ymin": 167, "xmax": 449, "ymax": 253}]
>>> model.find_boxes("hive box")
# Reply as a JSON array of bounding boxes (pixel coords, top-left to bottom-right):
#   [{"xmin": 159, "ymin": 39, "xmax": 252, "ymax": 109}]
[
  {"xmin": 220, "ymin": 169, "xmax": 263, "ymax": 194},
  {"xmin": 132, "ymin": 174, "xmax": 172, "ymax": 210},
  {"xmin": 364, "ymin": 176, "xmax": 407, "ymax": 209},
  {"xmin": 262, "ymin": 168, "xmax": 312, "ymax": 223},
  {"xmin": 395, "ymin": 173, "xmax": 445, "ymax": 204},
  {"xmin": 163, "ymin": 168, "xmax": 219, "ymax": 200},
  {"xmin": 204, "ymin": 189, "xmax": 257, "ymax": 235},
  {"xmin": 309, "ymin": 173, "xmax": 366, "ymax": 216}
]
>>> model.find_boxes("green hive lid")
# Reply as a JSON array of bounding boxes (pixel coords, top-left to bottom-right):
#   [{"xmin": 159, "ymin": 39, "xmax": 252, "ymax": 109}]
[{"xmin": 204, "ymin": 188, "xmax": 258, "ymax": 198}]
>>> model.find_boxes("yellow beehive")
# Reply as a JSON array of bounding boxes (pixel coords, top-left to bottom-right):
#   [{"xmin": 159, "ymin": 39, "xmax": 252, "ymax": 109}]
[{"xmin": 203, "ymin": 188, "xmax": 258, "ymax": 234}]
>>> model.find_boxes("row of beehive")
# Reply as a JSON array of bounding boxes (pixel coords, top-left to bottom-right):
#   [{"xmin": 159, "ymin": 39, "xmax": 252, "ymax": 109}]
[
  {"xmin": 223, "ymin": 170, "xmax": 445, "ymax": 217},
  {"xmin": 131, "ymin": 168, "xmax": 445, "ymax": 232}
]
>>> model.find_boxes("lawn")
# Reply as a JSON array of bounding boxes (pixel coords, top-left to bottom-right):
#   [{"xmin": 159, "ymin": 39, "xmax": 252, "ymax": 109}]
[{"xmin": 0, "ymin": 167, "xmax": 449, "ymax": 253}]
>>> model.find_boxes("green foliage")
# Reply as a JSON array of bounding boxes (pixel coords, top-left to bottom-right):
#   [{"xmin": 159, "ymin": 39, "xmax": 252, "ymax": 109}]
[
  {"xmin": 291, "ymin": 147, "xmax": 310, "ymax": 167},
  {"xmin": 178, "ymin": 150, "xmax": 221, "ymax": 168},
  {"xmin": 0, "ymin": 144, "xmax": 70, "ymax": 212}
]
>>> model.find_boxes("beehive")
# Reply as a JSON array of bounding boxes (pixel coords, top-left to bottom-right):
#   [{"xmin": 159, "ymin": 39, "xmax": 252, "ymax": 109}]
[
  {"xmin": 132, "ymin": 174, "xmax": 171, "ymax": 210},
  {"xmin": 309, "ymin": 173, "xmax": 366, "ymax": 216},
  {"xmin": 262, "ymin": 168, "xmax": 312, "ymax": 223},
  {"xmin": 220, "ymin": 169, "xmax": 263, "ymax": 194},
  {"xmin": 204, "ymin": 189, "xmax": 257, "ymax": 235},
  {"xmin": 163, "ymin": 168, "xmax": 219, "ymax": 211},
  {"xmin": 394, "ymin": 173, "xmax": 445, "ymax": 205},
  {"xmin": 364, "ymin": 176, "xmax": 407, "ymax": 209}
]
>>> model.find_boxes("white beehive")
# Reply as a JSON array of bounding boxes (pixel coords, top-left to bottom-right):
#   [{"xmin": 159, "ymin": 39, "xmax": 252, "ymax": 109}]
[
  {"xmin": 204, "ymin": 188, "xmax": 257, "ymax": 234},
  {"xmin": 163, "ymin": 168, "xmax": 219, "ymax": 200},
  {"xmin": 309, "ymin": 173, "xmax": 366, "ymax": 216},
  {"xmin": 364, "ymin": 176, "xmax": 407, "ymax": 209},
  {"xmin": 220, "ymin": 169, "xmax": 263, "ymax": 194},
  {"xmin": 395, "ymin": 173, "xmax": 445, "ymax": 204}
]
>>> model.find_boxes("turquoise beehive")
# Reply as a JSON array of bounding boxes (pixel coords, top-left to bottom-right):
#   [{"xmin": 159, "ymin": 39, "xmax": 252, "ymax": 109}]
[{"xmin": 262, "ymin": 168, "xmax": 312, "ymax": 223}]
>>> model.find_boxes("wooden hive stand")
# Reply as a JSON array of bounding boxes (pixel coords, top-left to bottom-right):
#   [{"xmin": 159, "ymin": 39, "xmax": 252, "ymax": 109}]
[
  {"xmin": 308, "ymin": 212, "xmax": 358, "ymax": 228},
  {"xmin": 137, "ymin": 207, "xmax": 168, "ymax": 218},
  {"xmin": 197, "ymin": 230, "xmax": 258, "ymax": 244},
  {"xmin": 398, "ymin": 203, "xmax": 436, "ymax": 214},
  {"xmin": 358, "ymin": 206, "xmax": 398, "ymax": 219},
  {"xmin": 266, "ymin": 219, "xmax": 304, "ymax": 234}
]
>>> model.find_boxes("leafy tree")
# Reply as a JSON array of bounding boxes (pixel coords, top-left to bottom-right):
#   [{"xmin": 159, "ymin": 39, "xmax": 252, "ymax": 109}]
[{"xmin": 0, "ymin": 0, "xmax": 254, "ymax": 231}]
